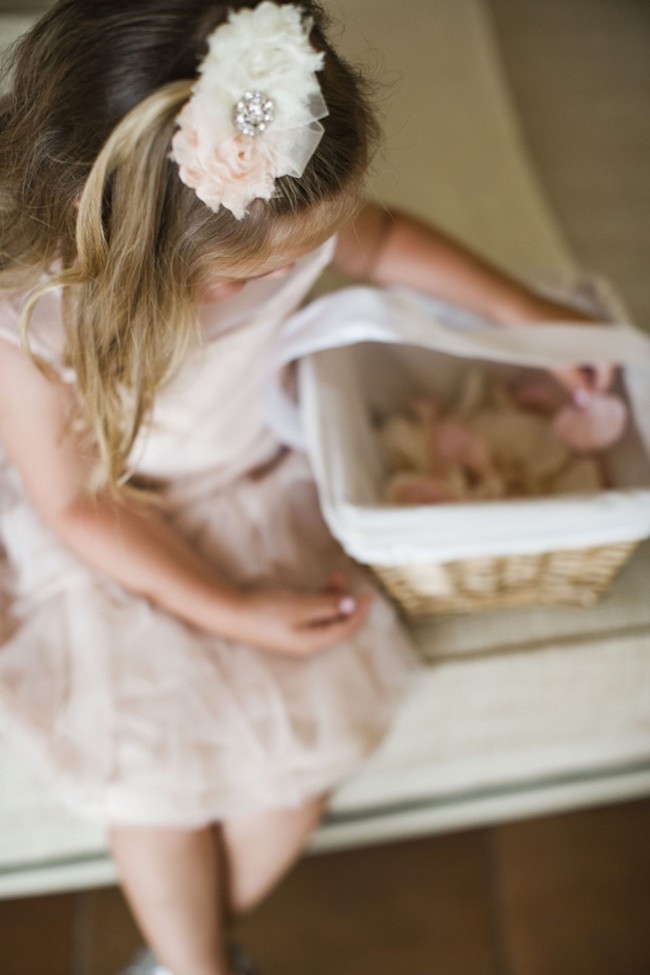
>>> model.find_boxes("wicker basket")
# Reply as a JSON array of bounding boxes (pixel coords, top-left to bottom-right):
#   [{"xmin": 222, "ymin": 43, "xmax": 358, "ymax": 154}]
[
  {"xmin": 370, "ymin": 540, "xmax": 639, "ymax": 618},
  {"xmin": 283, "ymin": 282, "xmax": 650, "ymax": 621}
]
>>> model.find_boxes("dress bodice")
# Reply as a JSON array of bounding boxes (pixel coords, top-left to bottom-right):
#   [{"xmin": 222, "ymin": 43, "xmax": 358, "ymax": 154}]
[{"xmin": 0, "ymin": 237, "xmax": 337, "ymax": 482}]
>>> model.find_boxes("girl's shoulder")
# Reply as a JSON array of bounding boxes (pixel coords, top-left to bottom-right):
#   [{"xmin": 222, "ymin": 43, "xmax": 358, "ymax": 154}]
[{"xmin": 0, "ymin": 270, "xmax": 73, "ymax": 383}]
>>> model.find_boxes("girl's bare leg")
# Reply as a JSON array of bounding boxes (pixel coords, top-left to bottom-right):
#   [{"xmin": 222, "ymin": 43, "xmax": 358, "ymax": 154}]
[
  {"xmin": 214, "ymin": 790, "xmax": 331, "ymax": 923},
  {"xmin": 108, "ymin": 823, "xmax": 231, "ymax": 975},
  {"xmin": 107, "ymin": 791, "xmax": 330, "ymax": 973}
]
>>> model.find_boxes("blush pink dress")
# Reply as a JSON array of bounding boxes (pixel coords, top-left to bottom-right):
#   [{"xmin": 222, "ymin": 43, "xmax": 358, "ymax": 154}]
[{"xmin": 0, "ymin": 237, "xmax": 424, "ymax": 828}]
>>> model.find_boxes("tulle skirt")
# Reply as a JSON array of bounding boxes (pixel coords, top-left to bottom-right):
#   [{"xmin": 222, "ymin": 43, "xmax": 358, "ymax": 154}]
[{"xmin": 0, "ymin": 447, "xmax": 423, "ymax": 827}]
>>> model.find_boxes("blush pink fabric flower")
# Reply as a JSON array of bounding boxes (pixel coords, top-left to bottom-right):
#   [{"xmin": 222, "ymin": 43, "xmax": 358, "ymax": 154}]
[
  {"xmin": 168, "ymin": 2, "xmax": 328, "ymax": 220},
  {"xmin": 171, "ymin": 99, "xmax": 279, "ymax": 219}
]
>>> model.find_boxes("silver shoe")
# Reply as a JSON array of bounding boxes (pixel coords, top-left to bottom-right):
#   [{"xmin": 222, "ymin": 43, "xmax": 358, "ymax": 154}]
[
  {"xmin": 119, "ymin": 942, "xmax": 263, "ymax": 975},
  {"xmin": 119, "ymin": 947, "xmax": 171, "ymax": 975},
  {"xmin": 226, "ymin": 940, "xmax": 266, "ymax": 975}
]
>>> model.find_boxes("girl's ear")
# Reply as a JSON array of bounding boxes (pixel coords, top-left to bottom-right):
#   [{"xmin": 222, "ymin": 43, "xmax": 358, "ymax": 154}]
[{"xmin": 74, "ymin": 195, "xmax": 81, "ymax": 210}]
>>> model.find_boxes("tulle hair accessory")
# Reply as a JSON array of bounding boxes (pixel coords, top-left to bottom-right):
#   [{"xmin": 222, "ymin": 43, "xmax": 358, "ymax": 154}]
[{"xmin": 169, "ymin": 2, "xmax": 329, "ymax": 220}]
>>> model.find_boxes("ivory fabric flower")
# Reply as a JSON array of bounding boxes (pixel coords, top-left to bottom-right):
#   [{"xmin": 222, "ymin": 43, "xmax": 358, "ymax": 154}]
[{"xmin": 169, "ymin": 2, "xmax": 328, "ymax": 219}]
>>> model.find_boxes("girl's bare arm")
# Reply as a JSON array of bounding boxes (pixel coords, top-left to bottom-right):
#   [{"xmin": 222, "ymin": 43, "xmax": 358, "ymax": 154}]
[
  {"xmin": 0, "ymin": 338, "xmax": 370, "ymax": 655},
  {"xmin": 333, "ymin": 200, "xmax": 614, "ymax": 394},
  {"xmin": 333, "ymin": 200, "xmax": 573, "ymax": 323}
]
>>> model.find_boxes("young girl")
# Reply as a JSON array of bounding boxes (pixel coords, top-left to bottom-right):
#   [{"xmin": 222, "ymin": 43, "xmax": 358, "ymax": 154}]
[{"xmin": 0, "ymin": 2, "xmax": 613, "ymax": 974}]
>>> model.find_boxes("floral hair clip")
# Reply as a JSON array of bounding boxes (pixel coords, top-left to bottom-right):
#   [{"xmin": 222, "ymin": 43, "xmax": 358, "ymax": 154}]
[{"xmin": 169, "ymin": 2, "xmax": 329, "ymax": 220}]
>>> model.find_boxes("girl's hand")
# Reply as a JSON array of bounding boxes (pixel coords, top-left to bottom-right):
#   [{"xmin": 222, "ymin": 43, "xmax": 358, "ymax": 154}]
[
  {"xmin": 229, "ymin": 573, "xmax": 373, "ymax": 658},
  {"xmin": 516, "ymin": 295, "xmax": 617, "ymax": 400},
  {"xmin": 548, "ymin": 362, "xmax": 615, "ymax": 404}
]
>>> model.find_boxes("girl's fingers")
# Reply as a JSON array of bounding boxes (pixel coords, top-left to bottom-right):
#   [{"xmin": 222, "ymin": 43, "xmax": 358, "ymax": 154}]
[
  {"xmin": 327, "ymin": 572, "xmax": 349, "ymax": 593},
  {"xmin": 296, "ymin": 573, "xmax": 359, "ymax": 625},
  {"xmin": 297, "ymin": 590, "xmax": 368, "ymax": 626},
  {"xmin": 548, "ymin": 364, "xmax": 578, "ymax": 384},
  {"xmin": 300, "ymin": 597, "xmax": 373, "ymax": 651},
  {"xmin": 590, "ymin": 364, "xmax": 617, "ymax": 393},
  {"xmin": 547, "ymin": 366, "xmax": 585, "ymax": 398},
  {"xmin": 549, "ymin": 364, "xmax": 616, "ymax": 398}
]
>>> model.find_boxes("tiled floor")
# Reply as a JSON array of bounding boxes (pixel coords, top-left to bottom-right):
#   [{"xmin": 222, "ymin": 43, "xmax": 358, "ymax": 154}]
[{"xmin": 1, "ymin": 798, "xmax": 650, "ymax": 975}]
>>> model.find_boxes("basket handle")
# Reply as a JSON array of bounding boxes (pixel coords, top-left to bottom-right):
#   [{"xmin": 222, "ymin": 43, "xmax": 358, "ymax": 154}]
[{"xmin": 262, "ymin": 283, "xmax": 650, "ymax": 449}]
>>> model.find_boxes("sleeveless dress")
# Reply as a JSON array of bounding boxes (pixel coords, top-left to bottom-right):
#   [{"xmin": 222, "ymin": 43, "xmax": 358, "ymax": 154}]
[{"xmin": 0, "ymin": 237, "xmax": 424, "ymax": 828}]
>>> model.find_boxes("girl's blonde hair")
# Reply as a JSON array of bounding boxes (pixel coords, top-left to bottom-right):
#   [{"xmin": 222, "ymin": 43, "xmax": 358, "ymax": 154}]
[{"xmin": 0, "ymin": 0, "xmax": 378, "ymax": 491}]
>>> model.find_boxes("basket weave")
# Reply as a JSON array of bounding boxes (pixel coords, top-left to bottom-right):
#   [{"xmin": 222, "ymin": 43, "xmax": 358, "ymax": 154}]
[{"xmin": 370, "ymin": 541, "xmax": 638, "ymax": 617}]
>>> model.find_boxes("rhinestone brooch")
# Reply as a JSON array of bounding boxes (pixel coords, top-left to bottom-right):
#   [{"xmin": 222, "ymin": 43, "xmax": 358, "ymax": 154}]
[{"xmin": 234, "ymin": 91, "xmax": 275, "ymax": 137}]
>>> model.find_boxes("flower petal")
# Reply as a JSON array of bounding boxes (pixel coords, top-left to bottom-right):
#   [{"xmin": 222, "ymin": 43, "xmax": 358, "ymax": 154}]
[{"xmin": 553, "ymin": 393, "xmax": 628, "ymax": 452}]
